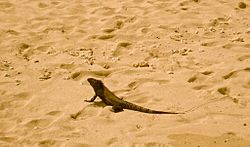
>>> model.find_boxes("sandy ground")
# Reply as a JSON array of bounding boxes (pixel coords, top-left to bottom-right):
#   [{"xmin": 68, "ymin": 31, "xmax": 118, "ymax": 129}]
[{"xmin": 1, "ymin": 0, "xmax": 250, "ymax": 146}]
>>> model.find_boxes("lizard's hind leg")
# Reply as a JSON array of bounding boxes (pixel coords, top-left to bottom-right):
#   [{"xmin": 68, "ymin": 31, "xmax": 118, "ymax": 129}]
[{"xmin": 112, "ymin": 105, "xmax": 124, "ymax": 113}]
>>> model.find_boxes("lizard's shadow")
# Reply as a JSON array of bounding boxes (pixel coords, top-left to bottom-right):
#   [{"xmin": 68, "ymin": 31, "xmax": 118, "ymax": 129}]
[
  {"xmin": 71, "ymin": 101, "xmax": 108, "ymax": 120},
  {"xmin": 89, "ymin": 101, "xmax": 107, "ymax": 108}
]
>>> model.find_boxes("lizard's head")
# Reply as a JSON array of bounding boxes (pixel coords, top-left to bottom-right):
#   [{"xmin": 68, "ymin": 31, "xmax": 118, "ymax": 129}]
[{"xmin": 87, "ymin": 78, "xmax": 104, "ymax": 90}]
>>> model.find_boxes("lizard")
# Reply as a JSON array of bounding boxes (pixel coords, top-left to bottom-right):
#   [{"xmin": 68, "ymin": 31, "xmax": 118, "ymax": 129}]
[{"xmin": 85, "ymin": 78, "xmax": 183, "ymax": 114}]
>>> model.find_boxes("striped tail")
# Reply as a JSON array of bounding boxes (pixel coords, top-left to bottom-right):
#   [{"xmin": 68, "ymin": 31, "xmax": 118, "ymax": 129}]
[{"xmin": 123, "ymin": 101, "xmax": 182, "ymax": 114}]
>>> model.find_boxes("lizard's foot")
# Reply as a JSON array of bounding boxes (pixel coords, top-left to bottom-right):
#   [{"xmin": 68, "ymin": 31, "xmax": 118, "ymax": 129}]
[
  {"xmin": 84, "ymin": 99, "xmax": 92, "ymax": 102},
  {"xmin": 112, "ymin": 105, "xmax": 124, "ymax": 113}
]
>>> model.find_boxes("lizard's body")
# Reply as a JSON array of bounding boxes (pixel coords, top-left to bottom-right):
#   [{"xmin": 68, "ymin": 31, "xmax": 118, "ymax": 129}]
[{"xmin": 85, "ymin": 78, "xmax": 182, "ymax": 114}]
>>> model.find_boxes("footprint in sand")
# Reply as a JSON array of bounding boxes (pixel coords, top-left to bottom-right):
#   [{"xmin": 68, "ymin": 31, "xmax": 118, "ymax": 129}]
[
  {"xmin": 216, "ymin": 87, "xmax": 245, "ymax": 105},
  {"xmin": 223, "ymin": 71, "xmax": 237, "ymax": 79},
  {"xmin": 222, "ymin": 68, "xmax": 250, "ymax": 83},
  {"xmin": 70, "ymin": 70, "xmax": 112, "ymax": 81},
  {"xmin": 97, "ymin": 34, "xmax": 115, "ymax": 40},
  {"xmin": 187, "ymin": 72, "xmax": 210, "ymax": 83},
  {"xmin": 187, "ymin": 75, "xmax": 197, "ymax": 83},
  {"xmin": 222, "ymin": 67, "xmax": 250, "ymax": 89},
  {"xmin": 201, "ymin": 70, "xmax": 214, "ymax": 75},
  {"xmin": 238, "ymin": 54, "xmax": 250, "ymax": 61},
  {"xmin": 217, "ymin": 87, "xmax": 230, "ymax": 95},
  {"xmin": 111, "ymin": 42, "xmax": 133, "ymax": 57},
  {"xmin": 189, "ymin": 71, "xmax": 214, "ymax": 90}
]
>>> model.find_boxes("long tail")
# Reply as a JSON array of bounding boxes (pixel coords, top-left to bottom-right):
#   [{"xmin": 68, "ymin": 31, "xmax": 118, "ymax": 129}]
[{"xmin": 123, "ymin": 101, "xmax": 183, "ymax": 114}]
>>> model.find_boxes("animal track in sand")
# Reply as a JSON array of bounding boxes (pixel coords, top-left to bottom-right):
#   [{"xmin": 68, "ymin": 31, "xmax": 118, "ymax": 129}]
[
  {"xmin": 223, "ymin": 67, "xmax": 250, "ymax": 80},
  {"xmin": 188, "ymin": 71, "xmax": 212, "ymax": 84}
]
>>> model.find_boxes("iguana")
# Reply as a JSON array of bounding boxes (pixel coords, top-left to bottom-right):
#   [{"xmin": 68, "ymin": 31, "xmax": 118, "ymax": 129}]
[{"xmin": 85, "ymin": 78, "xmax": 183, "ymax": 114}]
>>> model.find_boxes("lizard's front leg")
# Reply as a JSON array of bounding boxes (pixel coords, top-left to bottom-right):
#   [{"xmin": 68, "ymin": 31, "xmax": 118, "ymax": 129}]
[{"xmin": 85, "ymin": 94, "xmax": 97, "ymax": 102}]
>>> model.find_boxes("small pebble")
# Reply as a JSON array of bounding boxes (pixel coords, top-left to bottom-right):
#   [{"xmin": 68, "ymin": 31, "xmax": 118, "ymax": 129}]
[
  {"xmin": 34, "ymin": 60, "xmax": 39, "ymax": 63},
  {"xmin": 63, "ymin": 76, "xmax": 70, "ymax": 80},
  {"xmin": 15, "ymin": 80, "xmax": 21, "ymax": 86},
  {"xmin": 167, "ymin": 71, "xmax": 174, "ymax": 74},
  {"xmin": 217, "ymin": 87, "xmax": 229, "ymax": 95},
  {"xmin": 220, "ymin": 30, "xmax": 225, "ymax": 33},
  {"xmin": 9, "ymin": 67, "xmax": 14, "ymax": 70},
  {"xmin": 4, "ymin": 73, "xmax": 10, "ymax": 77},
  {"xmin": 15, "ymin": 79, "xmax": 21, "ymax": 82},
  {"xmin": 103, "ymin": 64, "xmax": 110, "ymax": 69},
  {"xmin": 133, "ymin": 61, "xmax": 149, "ymax": 68},
  {"xmin": 209, "ymin": 27, "xmax": 216, "ymax": 32},
  {"xmin": 233, "ymin": 98, "xmax": 239, "ymax": 103},
  {"xmin": 199, "ymin": 49, "xmax": 205, "ymax": 52},
  {"xmin": 136, "ymin": 124, "xmax": 142, "ymax": 129}
]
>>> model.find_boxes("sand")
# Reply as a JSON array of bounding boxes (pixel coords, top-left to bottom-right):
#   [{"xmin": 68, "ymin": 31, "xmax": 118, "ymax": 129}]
[{"xmin": 1, "ymin": 0, "xmax": 250, "ymax": 146}]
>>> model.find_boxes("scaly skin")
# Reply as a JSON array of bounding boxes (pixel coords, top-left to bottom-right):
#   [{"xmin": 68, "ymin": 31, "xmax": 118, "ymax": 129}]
[{"xmin": 85, "ymin": 78, "xmax": 183, "ymax": 114}]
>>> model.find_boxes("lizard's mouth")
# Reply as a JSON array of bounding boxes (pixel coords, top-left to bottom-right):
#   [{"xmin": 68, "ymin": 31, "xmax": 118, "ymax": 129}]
[
  {"xmin": 87, "ymin": 78, "xmax": 96, "ymax": 83},
  {"xmin": 87, "ymin": 78, "xmax": 91, "ymax": 82}
]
